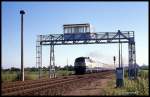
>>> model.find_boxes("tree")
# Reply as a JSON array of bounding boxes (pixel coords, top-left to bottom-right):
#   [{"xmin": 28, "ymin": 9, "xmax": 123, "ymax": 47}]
[
  {"xmin": 140, "ymin": 64, "xmax": 148, "ymax": 70},
  {"xmin": 63, "ymin": 65, "xmax": 74, "ymax": 71},
  {"xmin": 10, "ymin": 67, "xmax": 20, "ymax": 71},
  {"xmin": 30, "ymin": 67, "xmax": 38, "ymax": 71}
]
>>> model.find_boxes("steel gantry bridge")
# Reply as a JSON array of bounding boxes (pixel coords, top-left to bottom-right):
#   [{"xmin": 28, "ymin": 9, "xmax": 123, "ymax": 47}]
[{"xmin": 36, "ymin": 23, "xmax": 137, "ymax": 79}]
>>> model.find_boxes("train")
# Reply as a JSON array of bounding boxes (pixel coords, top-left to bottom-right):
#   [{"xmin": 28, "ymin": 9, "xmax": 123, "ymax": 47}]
[{"xmin": 74, "ymin": 57, "xmax": 113, "ymax": 75}]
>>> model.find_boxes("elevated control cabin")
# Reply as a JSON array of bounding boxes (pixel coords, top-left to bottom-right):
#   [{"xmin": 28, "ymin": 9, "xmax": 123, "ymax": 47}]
[{"xmin": 63, "ymin": 23, "xmax": 95, "ymax": 40}]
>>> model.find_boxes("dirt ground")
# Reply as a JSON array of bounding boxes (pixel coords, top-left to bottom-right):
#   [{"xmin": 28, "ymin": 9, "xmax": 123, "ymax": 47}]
[{"xmin": 63, "ymin": 74, "xmax": 114, "ymax": 96}]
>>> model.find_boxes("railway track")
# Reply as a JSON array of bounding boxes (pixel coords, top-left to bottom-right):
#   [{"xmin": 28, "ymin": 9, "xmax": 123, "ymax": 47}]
[{"xmin": 2, "ymin": 70, "xmax": 114, "ymax": 96}]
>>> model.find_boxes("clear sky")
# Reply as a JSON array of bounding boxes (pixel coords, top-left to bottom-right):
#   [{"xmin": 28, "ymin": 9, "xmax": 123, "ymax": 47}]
[{"xmin": 2, "ymin": 2, "xmax": 148, "ymax": 69}]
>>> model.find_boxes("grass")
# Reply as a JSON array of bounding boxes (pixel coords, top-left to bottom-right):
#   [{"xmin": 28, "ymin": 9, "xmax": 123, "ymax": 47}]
[
  {"xmin": 56, "ymin": 70, "xmax": 74, "ymax": 76},
  {"xmin": 24, "ymin": 71, "xmax": 39, "ymax": 80},
  {"xmin": 1, "ymin": 70, "xmax": 74, "ymax": 82},
  {"xmin": 1, "ymin": 71, "xmax": 19, "ymax": 82},
  {"xmin": 101, "ymin": 69, "xmax": 149, "ymax": 96}
]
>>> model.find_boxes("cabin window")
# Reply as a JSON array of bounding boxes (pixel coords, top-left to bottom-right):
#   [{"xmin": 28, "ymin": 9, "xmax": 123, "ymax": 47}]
[{"xmin": 63, "ymin": 23, "xmax": 91, "ymax": 34}]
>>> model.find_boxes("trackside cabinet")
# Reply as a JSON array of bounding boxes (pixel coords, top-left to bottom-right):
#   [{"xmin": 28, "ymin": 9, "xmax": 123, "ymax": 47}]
[{"xmin": 116, "ymin": 67, "xmax": 124, "ymax": 87}]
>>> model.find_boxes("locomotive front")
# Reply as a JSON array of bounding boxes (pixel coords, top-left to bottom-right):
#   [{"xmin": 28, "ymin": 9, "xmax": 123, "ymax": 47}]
[{"xmin": 74, "ymin": 57, "xmax": 87, "ymax": 75}]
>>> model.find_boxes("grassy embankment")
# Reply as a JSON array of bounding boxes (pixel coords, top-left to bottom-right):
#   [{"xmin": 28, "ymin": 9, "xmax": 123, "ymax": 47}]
[{"xmin": 101, "ymin": 69, "xmax": 149, "ymax": 96}]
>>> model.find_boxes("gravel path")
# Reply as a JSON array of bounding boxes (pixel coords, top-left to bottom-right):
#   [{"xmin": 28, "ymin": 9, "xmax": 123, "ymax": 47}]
[{"xmin": 63, "ymin": 74, "xmax": 114, "ymax": 96}]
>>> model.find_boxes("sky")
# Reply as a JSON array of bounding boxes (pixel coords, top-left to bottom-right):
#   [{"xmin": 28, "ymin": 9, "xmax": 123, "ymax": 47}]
[{"xmin": 2, "ymin": 2, "xmax": 148, "ymax": 69}]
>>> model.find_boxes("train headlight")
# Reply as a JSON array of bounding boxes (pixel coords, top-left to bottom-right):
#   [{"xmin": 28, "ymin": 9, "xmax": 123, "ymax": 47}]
[{"xmin": 90, "ymin": 33, "xmax": 96, "ymax": 39}]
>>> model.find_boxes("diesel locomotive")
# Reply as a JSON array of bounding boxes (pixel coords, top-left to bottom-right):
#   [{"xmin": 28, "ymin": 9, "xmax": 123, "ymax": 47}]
[{"xmin": 74, "ymin": 57, "xmax": 112, "ymax": 75}]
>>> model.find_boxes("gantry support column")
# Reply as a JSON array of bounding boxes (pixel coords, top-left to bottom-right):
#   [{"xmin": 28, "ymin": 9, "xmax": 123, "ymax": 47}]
[
  {"xmin": 128, "ymin": 36, "xmax": 137, "ymax": 79},
  {"xmin": 49, "ymin": 44, "xmax": 56, "ymax": 78},
  {"xmin": 36, "ymin": 35, "xmax": 42, "ymax": 79}
]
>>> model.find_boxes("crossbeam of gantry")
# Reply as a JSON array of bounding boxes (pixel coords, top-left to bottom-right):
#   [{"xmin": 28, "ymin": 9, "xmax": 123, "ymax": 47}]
[{"xmin": 40, "ymin": 31, "xmax": 134, "ymax": 45}]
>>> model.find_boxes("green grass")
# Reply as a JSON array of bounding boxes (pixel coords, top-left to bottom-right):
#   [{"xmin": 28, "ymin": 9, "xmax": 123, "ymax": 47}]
[
  {"xmin": 138, "ymin": 69, "xmax": 148, "ymax": 79},
  {"xmin": 1, "ymin": 70, "xmax": 74, "ymax": 82},
  {"xmin": 24, "ymin": 71, "xmax": 39, "ymax": 80},
  {"xmin": 1, "ymin": 71, "xmax": 19, "ymax": 82},
  {"xmin": 56, "ymin": 70, "xmax": 74, "ymax": 76},
  {"xmin": 101, "ymin": 69, "xmax": 149, "ymax": 96}
]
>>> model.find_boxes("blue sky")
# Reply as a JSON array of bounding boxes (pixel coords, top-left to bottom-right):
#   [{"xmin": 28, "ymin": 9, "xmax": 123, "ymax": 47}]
[{"xmin": 2, "ymin": 2, "xmax": 148, "ymax": 69}]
